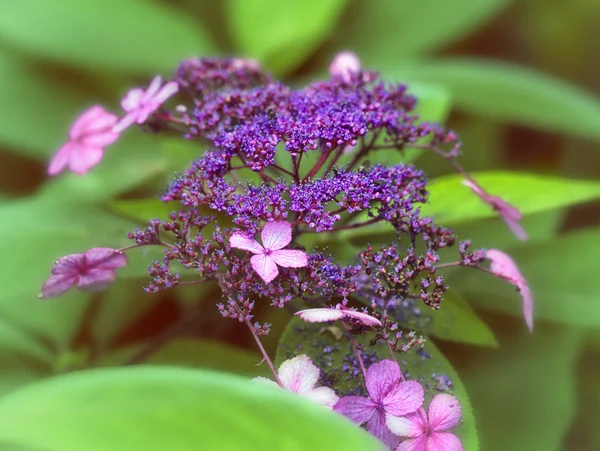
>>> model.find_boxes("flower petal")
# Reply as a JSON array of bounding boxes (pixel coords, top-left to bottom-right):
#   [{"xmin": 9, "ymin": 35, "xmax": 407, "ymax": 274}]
[
  {"xmin": 229, "ymin": 233, "xmax": 264, "ymax": 254},
  {"xmin": 47, "ymin": 143, "xmax": 74, "ymax": 176},
  {"xmin": 76, "ymin": 268, "xmax": 116, "ymax": 292},
  {"xmin": 142, "ymin": 75, "xmax": 163, "ymax": 102},
  {"xmin": 366, "ymin": 410, "xmax": 400, "ymax": 450},
  {"xmin": 295, "ymin": 308, "xmax": 345, "ymax": 323},
  {"xmin": 334, "ymin": 396, "xmax": 376, "ymax": 425},
  {"xmin": 383, "ymin": 380, "xmax": 425, "ymax": 417},
  {"xmin": 277, "ymin": 355, "xmax": 319, "ymax": 394},
  {"xmin": 121, "ymin": 88, "xmax": 146, "ymax": 112},
  {"xmin": 152, "ymin": 81, "xmax": 179, "ymax": 105},
  {"xmin": 504, "ymin": 216, "xmax": 528, "ymax": 241},
  {"xmin": 39, "ymin": 274, "xmax": 78, "ymax": 299},
  {"xmin": 80, "ymin": 128, "xmax": 119, "ymax": 147},
  {"xmin": 427, "ymin": 432, "xmax": 464, "ymax": 451},
  {"xmin": 386, "ymin": 411, "xmax": 426, "ymax": 438},
  {"xmin": 69, "ymin": 106, "xmax": 106, "ymax": 138},
  {"xmin": 250, "ymin": 254, "xmax": 279, "ymax": 283},
  {"xmin": 66, "ymin": 145, "xmax": 103, "ymax": 175},
  {"xmin": 261, "ymin": 221, "xmax": 292, "ymax": 250},
  {"xmin": 269, "ymin": 249, "xmax": 308, "ymax": 268},
  {"xmin": 427, "ymin": 394, "xmax": 462, "ymax": 432},
  {"xmin": 304, "ymin": 386, "xmax": 339, "ymax": 409},
  {"xmin": 365, "ymin": 360, "xmax": 402, "ymax": 403},
  {"xmin": 84, "ymin": 248, "xmax": 128, "ymax": 270},
  {"xmin": 252, "ymin": 376, "xmax": 280, "ymax": 389},
  {"xmin": 343, "ymin": 310, "xmax": 382, "ymax": 327},
  {"xmin": 396, "ymin": 435, "xmax": 428, "ymax": 451}
]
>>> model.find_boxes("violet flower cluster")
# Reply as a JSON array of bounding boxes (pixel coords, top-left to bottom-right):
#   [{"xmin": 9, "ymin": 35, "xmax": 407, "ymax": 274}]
[{"xmin": 41, "ymin": 53, "xmax": 535, "ymax": 450}]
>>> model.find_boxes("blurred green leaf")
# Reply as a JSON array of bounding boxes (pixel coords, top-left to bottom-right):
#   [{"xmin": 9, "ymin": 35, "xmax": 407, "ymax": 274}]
[
  {"xmin": 0, "ymin": 0, "xmax": 215, "ymax": 73},
  {"xmin": 226, "ymin": 0, "xmax": 347, "ymax": 74},
  {"xmin": 452, "ymin": 227, "xmax": 600, "ymax": 327},
  {"xmin": 109, "ymin": 198, "xmax": 172, "ymax": 224},
  {"xmin": 335, "ymin": 0, "xmax": 511, "ymax": 63},
  {"xmin": 0, "ymin": 366, "xmax": 383, "ymax": 450},
  {"xmin": 383, "ymin": 58, "xmax": 600, "ymax": 141},
  {"xmin": 277, "ymin": 318, "xmax": 479, "ymax": 450},
  {"xmin": 0, "ymin": 319, "xmax": 51, "ymax": 364}
]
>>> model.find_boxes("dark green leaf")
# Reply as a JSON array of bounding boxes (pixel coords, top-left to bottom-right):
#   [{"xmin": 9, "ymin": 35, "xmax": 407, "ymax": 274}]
[{"xmin": 0, "ymin": 366, "xmax": 383, "ymax": 450}]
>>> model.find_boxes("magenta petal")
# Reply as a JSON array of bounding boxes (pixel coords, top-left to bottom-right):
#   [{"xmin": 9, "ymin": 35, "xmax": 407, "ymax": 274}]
[
  {"xmin": 69, "ymin": 106, "xmax": 106, "ymax": 138},
  {"xmin": 396, "ymin": 435, "xmax": 428, "ymax": 451},
  {"xmin": 84, "ymin": 248, "xmax": 128, "ymax": 270},
  {"xmin": 76, "ymin": 268, "xmax": 116, "ymax": 292},
  {"xmin": 250, "ymin": 254, "xmax": 279, "ymax": 283},
  {"xmin": 295, "ymin": 308, "xmax": 345, "ymax": 323},
  {"xmin": 142, "ymin": 76, "xmax": 163, "ymax": 102},
  {"xmin": 153, "ymin": 81, "xmax": 179, "ymax": 105},
  {"xmin": 504, "ymin": 216, "xmax": 528, "ymax": 241},
  {"xmin": 261, "ymin": 221, "xmax": 292, "ymax": 250},
  {"xmin": 386, "ymin": 411, "xmax": 427, "ymax": 438},
  {"xmin": 269, "ymin": 249, "xmax": 308, "ymax": 268},
  {"xmin": 366, "ymin": 410, "xmax": 400, "ymax": 450},
  {"xmin": 229, "ymin": 233, "xmax": 263, "ymax": 254},
  {"xmin": 66, "ymin": 145, "xmax": 103, "ymax": 175},
  {"xmin": 51, "ymin": 253, "xmax": 85, "ymax": 275},
  {"xmin": 519, "ymin": 283, "xmax": 534, "ymax": 332},
  {"xmin": 427, "ymin": 432, "xmax": 464, "ymax": 451},
  {"xmin": 427, "ymin": 394, "xmax": 462, "ymax": 432},
  {"xmin": 112, "ymin": 114, "xmax": 137, "ymax": 133},
  {"xmin": 344, "ymin": 310, "xmax": 382, "ymax": 327},
  {"xmin": 365, "ymin": 360, "xmax": 402, "ymax": 403},
  {"xmin": 40, "ymin": 274, "xmax": 78, "ymax": 299},
  {"xmin": 47, "ymin": 144, "xmax": 74, "ymax": 176},
  {"xmin": 334, "ymin": 396, "xmax": 376, "ymax": 425},
  {"xmin": 383, "ymin": 380, "xmax": 424, "ymax": 417},
  {"xmin": 121, "ymin": 88, "xmax": 146, "ymax": 112}
]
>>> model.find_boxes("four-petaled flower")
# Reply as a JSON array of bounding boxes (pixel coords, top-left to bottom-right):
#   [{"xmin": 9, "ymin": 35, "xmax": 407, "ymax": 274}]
[
  {"xmin": 40, "ymin": 248, "xmax": 128, "ymax": 299},
  {"xmin": 386, "ymin": 394, "xmax": 463, "ymax": 451},
  {"xmin": 462, "ymin": 179, "xmax": 526, "ymax": 240},
  {"xmin": 113, "ymin": 75, "xmax": 179, "ymax": 133},
  {"xmin": 48, "ymin": 106, "xmax": 119, "ymax": 175},
  {"xmin": 335, "ymin": 360, "xmax": 424, "ymax": 449},
  {"xmin": 295, "ymin": 303, "xmax": 382, "ymax": 327},
  {"xmin": 486, "ymin": 249, "xmax": 534, "ymax": 332},
  {"xmin": 229, "ymin": 221, "xmax": 308, "ymax": 284},
  {"xmin": 254, "ymin": 355, "xmax": 339, "ymax": 409}
]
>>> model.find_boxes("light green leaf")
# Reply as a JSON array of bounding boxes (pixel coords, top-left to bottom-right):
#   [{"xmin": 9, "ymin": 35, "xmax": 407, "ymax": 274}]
[
  {"xmin": 383, "ymin": 58, "xmax": 600, "ymax": 141},
  {"xmin": 0, "ymin": 318, "xmax": 52, "ymax": 364},
  {"xmin": 334, "ymin": 0, "xmax": 511, "ymax": 63},
  {"xmin": 108, "ymin": 198, "xmax": 172, "ymax": 224},
  {"xmin": 0, "ymin": 366, "xmax": 383, "ymax": 451},
  {"xmin": 226, "ymin": 0, "xmax": 348, "ymax": 74},
  {"xmin": 277, "ymin": 318, "xmax": 479, "ymax": 450},
  {"xmin": 0, "ymin": 0, "xmax": 215, "ymax": 73}
]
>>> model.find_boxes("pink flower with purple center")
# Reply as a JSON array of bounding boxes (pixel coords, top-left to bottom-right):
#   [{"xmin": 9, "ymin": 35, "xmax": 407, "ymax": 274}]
[
  {"xmin": 229, "ymin": 221, "xmax": 308, "ymax": 284},
  {"xmin": 295, "ymin": 304, "xmax": 382, "ymax": 327},
  {"xmin": 254, "ymin": 355, "xmax": 339, "ymax": 409},
  {"xmin": 386, "ymin": 394, "xmax": 463, "ymax": 451},
  {"xmin": 113, "ymin": 75, "xmax": 179, "ymax": 133},
  {"xmin": 48, "ymin": 105, "xmax": 119, "ymax": 175},
  {"xmin": 40, "ymin": 248, "xmax": 128, "ymax": 299},
  {"xmin": 335, "ymin": 360, "xmax": 424, "ymax": 449}
]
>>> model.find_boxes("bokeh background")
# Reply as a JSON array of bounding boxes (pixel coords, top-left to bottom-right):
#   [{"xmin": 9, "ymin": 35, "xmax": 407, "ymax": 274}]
[{"xmin": 1, "ymin": 1, "xmax": 599, "ymax": 450}]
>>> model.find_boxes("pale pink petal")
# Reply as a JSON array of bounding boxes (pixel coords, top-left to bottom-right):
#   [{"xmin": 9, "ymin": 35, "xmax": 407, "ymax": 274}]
[
  {"xmin": 461, "ymin": 180, "xmax": 484, "ymax": 197},
  {"xmin": 365, "ymin": 360, "xmax": 402, "ymax": 403},
  {"xmin": 69, "ymin": 106, "xmax": 106, "ymax": 138},
  {"xmin": 39, "ymin": 274, "xmax": 78, "ymax": 299},
  {"xmin": 304, "ymin": 386, "xmax": 339, "ymax": 409},
  {"xmin": 152, "ymin": 81, "xmax": 179, "ymax": 105},
  {"xmin": 343, "ymin": 310, "xmax": 382, "ymax": 327},
  {"xmin": 261, "ymin": 221, "xmax": 292, "ymax": 250},
  {"xmin": 427, "ymin": 432, "xmax": 464, "ymax": 451},
  {"xmin": 84, "ymin": 248, "xmax": 128, "ymax": 270},
  {"xmin": 47, "ymin": 143, "xmax": 73, "ymax": 175},
  {"xmin": 334, "ymin": 396, "xmax": 376, "ymax": 425},
  {"xmin": 229, "ymin": 233, "xmax": 264, "ymax": 254},
  {"xmin": 269, "ymin": 249, "xmax": 308, "ymax": 268},
  {"xmin": 66, "ymin": 145, "xmax": 103, "ymax": 175},
  {"xmin": 329, "ymin": 51, "xmax": 361, "ymax": 82},
  {"xmin": 142, "ymin": 76, "xmax": 163, "ymax": 103},
  {"xmin": 76, "ymin": 268, "xmax": 116, "ymax": 292},
  {"xmin": 80, "ymin": 129, "xmax": 119, "ymax": 147},
  {"xmin": 518, "ymin": 282, "xmax": 534, "ymax": 333},
  {"xmin": 386, "ymin": 411, "xmax": 426, "ymax": 438},
  {"xmin": 427, "ymin": 394, "xmax": 462, "ymax": 432},
  {"xmin": 121, "ymin": 88, "xmax": 146, "ymax": 112},
  {"xmin": 77, "ymin": 112, "xmax": 118, "ymax": 137},
  {"xmin": 112, "ymin": 114, "xmax": 138, "ymax": 133},
  {"xmin": 383, "ymin": 380, "xmax": 425, "ymax": 417},
  {"xmin": 250, "ymin": 253, "xmax": 279, "ymax": 283},
  {"xmin": 396, "ymin": 435, "xmax": 428, "ymax": 451},
  {"xmin": 277, "ymin": 355, "xmax": 319, "ymax": 394},
  {"xmin": 504, "ymin": 216, "xmax": 527, "ymax": 241},
  {"xmin": 252, "ymin": 376, "xmax": 280, "ymax": 389},
  {"xmin": 295, "ymin": 308, "xmax": 345, "ymax": 323},
  {"xmin": 366, "ymin": 410, "xmax": 400, "ymax": 450}
]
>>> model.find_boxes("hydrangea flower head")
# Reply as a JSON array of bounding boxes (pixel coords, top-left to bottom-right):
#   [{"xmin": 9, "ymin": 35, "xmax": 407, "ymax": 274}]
[
  {"xmin": 40, "ymin": 248, "xmax": 128, "ymax": 299},
  {"xmin": 386, "ymin": 394, "xmax": 463, "ymax": 451},
  {"xmin": 335, "ymin": 360, "xmax": 424, "ymax": 449},
  {"xmin": 113, "ymin": 75, "xmax": 179, "ymax": 133},
  {"xmin": 48, "ymin": 105, "xmax": 119, "ymax": 175},
  {"xmin": 254, "ymin": 355, "xmax": 339, "ymax": 409},
  {"xmin": 295, "ymin": 304, "xmax": 382, "ymax": 327},
  {"xmin": 229, "ymin": 221, "xmax": 308, "ymax": 284}
]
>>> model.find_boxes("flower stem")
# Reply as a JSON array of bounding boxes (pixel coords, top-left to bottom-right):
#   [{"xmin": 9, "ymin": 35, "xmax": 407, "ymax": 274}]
[
  {"xmin": 341, "ymin": 322, "xmax": 368, "ymax": 380},
  {"xmin": 244, "ymin": 318, "xmax": 283, "ymax": 386}
]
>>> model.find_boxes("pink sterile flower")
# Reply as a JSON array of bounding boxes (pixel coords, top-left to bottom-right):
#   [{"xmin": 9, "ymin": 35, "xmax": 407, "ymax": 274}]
[
  {"xmin": 113, "ymin": 75, "xmax": 179, "ymax": 133},
  {"xmin": 486, "ymin": 249, "xmax": 534, "ymax": 332},
  {"xmin": 40, "ymin": 248, "xmax": 128, "ymax": 300},
  {"xmin": 295, "ymin": 303, "xmax": 382, "ymax": 327},
  {"xmin": 329, "ymin": 51, "xmax": 362, "ymax": 82},
  {"xmin": 335, "ymin": 360, "xmax": 424, "ymax": 449},
  {"xmin": 386, "ymin": 394, "xmax": 463, "ymax": 451},
  {"xmin": 229, "ymin": 221, "xmax": 308, "ymax": 284},
  {"xmin": 462, "ymin": 179, "xmax": 527, "ymax": 241},
  {"xmin": 254, "ymin": 355, "xmax": 339, "ymax": 409},
  {"xmin": 48, "ymin": 105, "xmax": 119, "ymax": 175}
]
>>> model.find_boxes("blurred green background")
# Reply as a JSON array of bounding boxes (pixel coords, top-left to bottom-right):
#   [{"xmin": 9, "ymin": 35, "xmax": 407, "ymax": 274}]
[{"xmin": 0, "ymin": 0, "xmax": 599, "ymax": 450}]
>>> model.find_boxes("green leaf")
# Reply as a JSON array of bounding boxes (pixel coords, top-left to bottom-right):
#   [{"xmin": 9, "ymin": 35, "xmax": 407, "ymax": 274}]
[
  {"xmin": 334, "ymin": 0, "xmax": 511, "ymax": 63},
  {"xmin": 277, "ymin": 318, "xmax": 479, "ymax": 450},
  {"xmin": 226, "ymin": 0, "xmax": 347, "ymax": 74},
  {"xmin": 422, "ymin": 171, "xmax": 600, "ymax": 225},
  {"xmin": 108, "ymin": 198, "xmax": 172, "ymax": 224},
  {"xmin": 383, "ymin": 58, "xmax": 600, "ymax": 141},
  {"xmin": 0, "ymin": 0, "xmax": 215, "ymax": 73},
  {"xmin": 451, "ymin": 227, "xmax": 600, "ymax": 327},
  {"xmin": 0, "ymin": 318, "xmax": 52, "ymax": 364},
  {"xmin": 0, "ymin": 366, "xmax": 383, "ymax": 451}
]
